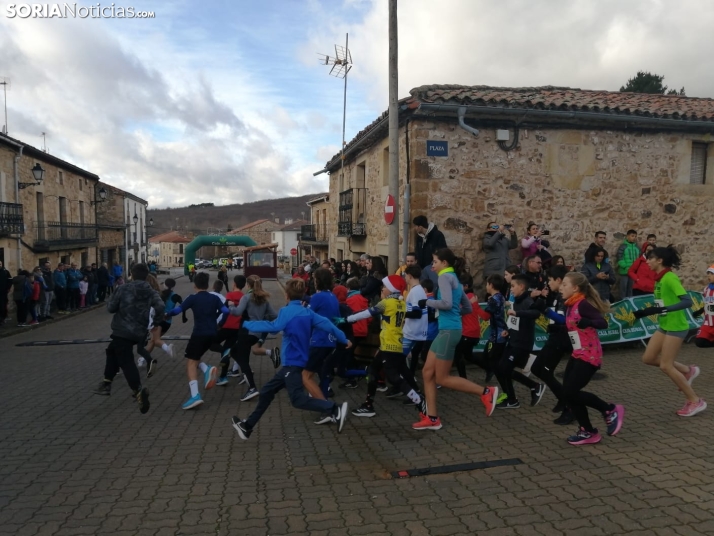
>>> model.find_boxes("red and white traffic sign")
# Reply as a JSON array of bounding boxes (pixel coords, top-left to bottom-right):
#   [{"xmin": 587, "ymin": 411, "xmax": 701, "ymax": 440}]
[
  {"xmin": 290, "ymin": 248, "xmax": 298, "ymax": 256},
  {"xmin": 384, "ymin": 194, "xmax": 395, "ymax": 225}
]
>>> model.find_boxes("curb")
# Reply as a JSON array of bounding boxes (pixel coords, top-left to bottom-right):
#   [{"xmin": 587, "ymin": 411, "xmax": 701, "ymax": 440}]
[{"xmin": 0, "ymin": 301, "xmax": 106, "ymax": 339}]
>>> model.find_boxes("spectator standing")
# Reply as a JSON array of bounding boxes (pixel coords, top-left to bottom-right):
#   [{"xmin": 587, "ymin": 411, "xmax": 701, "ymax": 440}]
[
  {"xmin": 87, "ymin": 264, "xmax": 98, "ymax": 306},
  {"xmin": 395, "ymin": 252, "xmax": 418, "ymax": 277},
  {"xmin": 581, "ymin": 247, "xmax": 616, "ymax": 303},
  {"xmin": 616, "ymin": 230, "xmax": 640, "ymax": 299},
  {"xmin": 97, "ymin": 262, "xmax": 110, "ymax": 302},
  {"xmin": 12, "ymin": 270, "xmax": 30, "ymax": 326},
  {"xmin": 584, "ymin": 231, "xmax": 608, "ymax": 263},
  {"xmin": 412, "ymin": 215, "xmax": 447, "ymax": 286},
  {"xmin": 483, "ymin": 222, "xmax": 518, "ymax": 278},
  {"xmin": 112, "ymin": 261, "xmax": 124, "ymax": 289},
  {"xmin": 360, "ymin": 256, "xmax": 386, "ymax": 303},
  {"xmin": 67, "ymin": 262, "xmax": 81, "ymax": 311},
  {"xmin": 628, "ymin": 244, "xmax": 657, "ymax": 296},
  {"xmin": 53, "ymin": 263, "xmax": 68, "ymax": 314},
  {"xmin": 41, "ymin": 262, "xmax": 55, "ymax": 319},
  {"xmin": 0, "ymin": 260, "xmax": 12, "ymax": 325}
]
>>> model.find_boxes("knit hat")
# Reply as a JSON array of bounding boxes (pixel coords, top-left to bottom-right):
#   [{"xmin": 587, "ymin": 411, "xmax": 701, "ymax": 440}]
[
  {"xmin": 707, "ymin": 265, "xmax": 714, "ymax": 274},
  {"xmin": 382, "ymin": 275, "xmax": 406, "ymax": 294}
]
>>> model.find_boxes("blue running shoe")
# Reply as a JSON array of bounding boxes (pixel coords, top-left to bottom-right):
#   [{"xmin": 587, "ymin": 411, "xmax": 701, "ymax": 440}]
[
  {"xmin": 182, "ymin": 394, "xmax": 203, "ymax": 410},
  {"xmin": 204, "ymin": 366, "xmax": 217, "ymax": 390},
  {"xmin": 216, "ymin": 376, "xmax": 229, "ymax": 386}
]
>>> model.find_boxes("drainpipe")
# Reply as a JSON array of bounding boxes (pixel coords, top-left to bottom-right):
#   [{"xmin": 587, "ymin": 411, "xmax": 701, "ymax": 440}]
[
  {"xmin": 13, "ymin": 144, "xmax": 24, "ymax": 271},
  {"xmin": 457, "ymin": 106, "xmax": 479, "ymax": 136},
  {"xmin": 401, "ymin": 117, "xmax": 412, "ymax": 264}
]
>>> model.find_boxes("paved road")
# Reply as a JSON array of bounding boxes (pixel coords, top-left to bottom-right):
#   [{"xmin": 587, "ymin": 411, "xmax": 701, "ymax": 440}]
[{"xmin": 1, "ymin": 274, "xmax": 713, "ymax": 535}]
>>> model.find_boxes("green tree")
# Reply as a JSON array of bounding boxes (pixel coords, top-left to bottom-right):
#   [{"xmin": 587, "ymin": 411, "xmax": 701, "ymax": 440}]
[{"xmin": 620, "ymin": 71, "xmax": 685, "ymax": 96}]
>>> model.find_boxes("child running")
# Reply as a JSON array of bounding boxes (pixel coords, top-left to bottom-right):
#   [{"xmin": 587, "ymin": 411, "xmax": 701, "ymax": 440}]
[
  {"xmin": 454, "ymin": 272, "xmax": 489, "ymax": 379},
  {"xmin": 226, "ymin": 275, "xmax": 279, "ymax": 401},
  {"xmin": 136, "ymin": 274, "xmax": 175, "ymax": 376},
  {"xmin": 558, "ymin": 272, "xmax": 624, "ymax": 445},
  {"xmin": 402, "ymin": 265, "xmax": 428, "ymax": 378},
  {"xmin": 215, "ymin": 274, "xmax": 246, "ymax": 385},
  {"xmin": 346, "ymin": 275, "xmax": 428, "ymax": 420},
  {"xmin": 231, "ymin": 279, "xmax": 350, "ymax": 439},
  {"xmin": 165, "ymin": 272, "xmax": 225, "ymax": 409},
  {"xmin": 414, "ymin": 248, "xmax": 498, "ymax": 430},
  {"xmin": 692, "ymin": 264, "xmax": 714, "ymax": 348},
  {"xmin": 483, "ymin": 274, "xmax": 508, "ymax": 383},
  {"xmin": 634, "ymin": 246, "xmax": 706, "ymax": 416},
  {"xmin": 93, "ymin": 263, "xmax": 164, "ymax": 414},
  {"xmin": 338, "ymin": 277, "xmax": 372, "ymax": 388}
]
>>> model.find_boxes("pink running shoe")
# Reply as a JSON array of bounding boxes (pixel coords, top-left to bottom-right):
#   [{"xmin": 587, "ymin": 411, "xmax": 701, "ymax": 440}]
[
  {"xmin": 677, "ymin": 399, "xmax": 707, "ymax": 417},
  {"xmin": 685, "ymin": 365, "xmax": 700, "ymax": 386}
]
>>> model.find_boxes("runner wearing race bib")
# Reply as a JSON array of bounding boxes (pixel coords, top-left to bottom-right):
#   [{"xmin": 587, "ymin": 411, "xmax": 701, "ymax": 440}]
[
  {"xmin": 634, "ymin": 246, "xmax": 705, "ymax": 417},
  {"xmin": 559, "ymin": 272, "xmax": 624, "ymax": 446},
  {"xmin": 693, "ymin": 264, "xmax": 714, "ymax": 348}
]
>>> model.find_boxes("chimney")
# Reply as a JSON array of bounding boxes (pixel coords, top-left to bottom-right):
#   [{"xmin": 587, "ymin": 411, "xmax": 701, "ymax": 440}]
[{"xmin": 274, "ymin": 218, "xmax": 280, "ymax": 224}]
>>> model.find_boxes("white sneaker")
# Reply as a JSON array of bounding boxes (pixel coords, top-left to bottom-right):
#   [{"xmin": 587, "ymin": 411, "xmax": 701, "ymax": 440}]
[
  {"xmin": 137, "ymin": 357, "xmax": 147, "ymax": 368},
  {"xmin": 163, "ymin": 344, "xmax": 174, "ymax": 357}
]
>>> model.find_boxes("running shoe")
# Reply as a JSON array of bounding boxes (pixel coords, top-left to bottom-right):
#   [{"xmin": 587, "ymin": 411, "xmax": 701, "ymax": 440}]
[
  {"xmin": 314, "ymin": 413, "xmax": 333, "ymax": 425},
  {"xmin": 412, "ymin": 413, "xmax": 442, "ymax": 431},
  {"xmin": 552, "ymin": 401, "xmax": 566, "ymax": 413},
  {"xmin": 334, "ymin": 402, "xmax": 348, "ymax": 433},
  {"xmin": 553, "ymin": 410, "xmax": 574, "ymax": 425},
  {"xmin": 136, "ymin": 387, "xmax": 150, "ymax": 414},
  {"xmin": 567, "ymin": 427, "xmax": 602, "ymax": 446},
  {"xmin": 164, "ymin": 344, "xmax": 174, "ymax": 358},
  {"xmin": 147, "ymin": 359, "xmax": 158, "ymax": 378},
  {"xmin": 227, "ymin": 369, "xmax": 242, "ymax": 378},
  {"xmin": 137, "ymin": 357, "xmax": 146, "ymax": 368},
  {"xmin": 93, "ymin": 381, "xmax": 111, "ymax": 396},
  {"xmin": 182, "ymin": 394, "xmax": 204, "ymax": 410},
  {"xmin": 496, "ymin": 399, "xmax": 520, "ymax": 410},
  {"xmin": 685, "ymin": 365, "xmax": 700, "ymax": 387},
  {"xmin": 240, "ymin": 387, "xmax": 259, "ymax": 402},
  {"xmin": 677, "ymin": 398, "xmax": 707, "ymax": 417},
  {"xmin": 28, "ymin": 320, "xmax": 39, "ymax": 326},
  {"xmin": 530, "ymin": 384, "xmax": 546, "ymax": 407},
  {"xmin": 351, "ymin": 403, "xmax": 376, "ymax": 417},
  {"xmin": 605, "ymin": 404, "xmax": 625, "ymax": 436},
  {"xmin": 340, "ymin": 379, "xmax": 359, "ymax": 389},
  {"xmin": 481, "ymin": 386, "xmax": 498, "ymax": 417},
  {"xmin": 216, "ymin": 376, "xmax": 229, "ymax": 386},
  {"xmin": 204, "ymin": 366, "xmax": 217, "ymax": 390},
  {"xmin": 237, "ymin": 375, "xmax": 247, "ymax": 386},
  {"xmin": 376, "ymin": 382, "xmax": 389, "ymax": 392},
  {"xmin": 232, "ymin": 417, "xmax": 252, "ymax": 440},
  {"xmin": 385, "ymin": 387, "xmax": 404, "ymax": 399},
  {"xmin": 271, "ymin": 347, "xmax": 281, "ymax": 369},
  {"xmin": 497, "ymin": 392, "xmax": 508, "ymax": 404}
]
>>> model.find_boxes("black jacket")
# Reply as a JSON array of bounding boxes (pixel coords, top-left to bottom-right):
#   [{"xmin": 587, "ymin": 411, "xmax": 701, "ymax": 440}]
[
  {"xmin": 97, "ymin": 266, "xmax": 110, "ymax": 286},
  {"xmin": 523, "ymin": 270, "xmax": 546, "ymax": 293},
  {"xmin": 415, "ymin": 224, "xmax": 447, "ymax": 269},
  {"xmin": 507, "ymin": 293, "xmax": 540, "ymax": 350},
  {"xmin": 107, "ymin": 280, "xmax": 165, "ymax": 343}
]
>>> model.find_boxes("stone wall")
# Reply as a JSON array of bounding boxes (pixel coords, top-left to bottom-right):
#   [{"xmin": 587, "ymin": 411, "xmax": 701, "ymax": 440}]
[
  {"xmin": 240, "ymin": 221, "xmax": 283, "ymax": 246},
  {"xmin": 326, "ymin": 120, "xmax": 714, "ymax": 290}
]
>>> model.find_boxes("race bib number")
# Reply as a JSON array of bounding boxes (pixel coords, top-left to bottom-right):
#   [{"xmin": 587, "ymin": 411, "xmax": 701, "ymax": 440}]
[
  {"xmin": 507, "ymin": 314, "xmax": 520, "ymax": 331},
  {"xmin": 654, "ymin": 299, "xmax": 667, "ymax": 316},
  {"xmin": 568, "ymin": 330, "xmax": 582, "ymax": 351}
]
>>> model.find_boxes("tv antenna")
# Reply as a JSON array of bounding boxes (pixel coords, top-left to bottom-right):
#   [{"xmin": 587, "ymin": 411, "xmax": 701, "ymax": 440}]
[
  {"xmin": 318, "ymin": 35, "xmax": 353, "ymax": 186},
  {"xmin": 41, "ymin": 132, "xmax": 47, "ymax": 152},
  {"xmin": 0, "ymin": 77, "xmax": 9, "ymax": 135}
]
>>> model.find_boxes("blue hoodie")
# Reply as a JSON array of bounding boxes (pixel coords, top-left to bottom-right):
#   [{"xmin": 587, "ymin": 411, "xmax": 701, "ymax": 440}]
[
  {"xmin": 244, "ymin": 300, "xmax": 348, "ymax": 368},
  {"xmin": 308, "ymin": 290, "xmax": 340, "ymax": 347},
  {"xmin": 53, "ymin": 269, "xmax": 67, "ymax": 289}
]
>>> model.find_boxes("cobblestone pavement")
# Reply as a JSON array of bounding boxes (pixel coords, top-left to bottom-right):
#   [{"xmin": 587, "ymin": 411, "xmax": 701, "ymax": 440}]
[{"xmin": 1, "ymin": 275, "xmax": 713, "ymax": 536}]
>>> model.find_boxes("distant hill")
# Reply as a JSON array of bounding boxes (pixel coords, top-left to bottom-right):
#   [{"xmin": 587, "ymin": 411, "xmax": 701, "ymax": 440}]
[{"xmin": 147, "ymin": 193, "xmax": 326, "ymax": 236}]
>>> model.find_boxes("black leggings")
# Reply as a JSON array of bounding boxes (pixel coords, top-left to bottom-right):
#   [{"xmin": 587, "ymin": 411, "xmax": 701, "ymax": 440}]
[
  {"xmin": 104, "ymin": 336, "xmax": 142, "ymax": 392},
  {"xmin": 367, "ymin": 351, "xmax": 420, "ymax": 402},
  {"xmin": 453, "ymin": 336, "xmax": 482, "ymax": 378},
  {"xmin": 213, "ymin": 328, "xmax": 240, "ymax": 377},
  {"xmin": 408, "ymin": 340, "xmax": 432, "ymax": 376},
  {"xmin": 530, "ymin": 331, "xmax": 571, "ymax": 403},
  {"xmin": 495, "ymin": 345, "xmax": 539, "ymax": 402},
  {"xmin": 232, "ymin": 330, "xmax": 258, "ymax": 388},
  {"xmin": 561, "ymin": 357, "xmax": 613, "ymax": 432}
]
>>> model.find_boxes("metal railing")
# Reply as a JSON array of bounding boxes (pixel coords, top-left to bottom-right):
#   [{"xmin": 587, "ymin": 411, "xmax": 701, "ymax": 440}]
[
  {"xmin": 337, "ymin": 188, "xmax": 367, "ymax": 237},
  {"xmin": 0, "ymin": 202, "xmax": 24, "ymax": 235},
  {"xmin": 300, "ymin": 224, "xmax": 330, "ymax": 243},
  {"xmin": 32, "ymin": 221, "xmax": 98, "ymax": 250}
]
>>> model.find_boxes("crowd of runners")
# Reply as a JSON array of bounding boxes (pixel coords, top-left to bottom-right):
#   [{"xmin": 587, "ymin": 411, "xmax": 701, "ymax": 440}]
[{"xmin": 89, "ymin": 216, "xmax": 713, "ymax": 447}]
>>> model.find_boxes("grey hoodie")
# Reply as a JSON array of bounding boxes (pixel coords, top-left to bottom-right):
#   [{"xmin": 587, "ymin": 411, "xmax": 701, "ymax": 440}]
[
  {"xmin": 107, "ymin": 280, "xmax": 165, "ymax": 342},
  {"xmin": 228, "ymin": 293, "xmax": 278, "ymax": 336}
]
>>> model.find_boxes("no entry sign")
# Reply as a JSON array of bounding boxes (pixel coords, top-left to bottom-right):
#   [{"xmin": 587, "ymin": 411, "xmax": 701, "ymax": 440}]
[
  {"xmin": 384, "ymin": 194, "xmax": 395, "ymax": 225},
  {"xmin": 290, "ymin": 248, "xmax": 297, "ymax": 256}
]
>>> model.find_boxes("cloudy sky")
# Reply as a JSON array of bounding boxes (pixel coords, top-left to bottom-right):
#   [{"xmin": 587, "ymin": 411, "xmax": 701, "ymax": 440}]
[{"xmin": 1, "ymin": 0, "xmax": 713, "ymax": 208}]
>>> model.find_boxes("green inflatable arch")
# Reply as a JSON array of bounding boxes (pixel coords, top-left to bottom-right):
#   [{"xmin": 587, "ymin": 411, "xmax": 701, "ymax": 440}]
[{"xmin": 184, "ymin": 235, "xmax": 257, "ymax": 275}]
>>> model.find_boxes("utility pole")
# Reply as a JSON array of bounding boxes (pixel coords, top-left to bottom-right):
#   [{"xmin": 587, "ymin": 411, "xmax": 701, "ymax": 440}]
[{"xmin": 387, "ymin": 0, "xmax": 400, "ymax": 274}]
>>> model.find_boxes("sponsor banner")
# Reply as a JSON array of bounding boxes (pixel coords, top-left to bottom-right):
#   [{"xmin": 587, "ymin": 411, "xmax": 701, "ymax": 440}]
[{"xmin": 474, "ymin": 292, "xmax": 703, "ymax": 352}]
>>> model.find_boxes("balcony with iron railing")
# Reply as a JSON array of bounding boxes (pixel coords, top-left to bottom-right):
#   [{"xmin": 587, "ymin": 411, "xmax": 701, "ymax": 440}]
[
  {"xmin": 0, "ymin": 202, "xmax": 25, "ymax": 236},
  {"xmin": 300, "ymin": 224, "xmax": 330, "ymax": 244},
  {"xmin": 31, "ymin": 221, "xmax": 98, "ymax": 251},
  {"xmin": 337, "ymin": 188, "xmax": 367, "ymax": 237}
]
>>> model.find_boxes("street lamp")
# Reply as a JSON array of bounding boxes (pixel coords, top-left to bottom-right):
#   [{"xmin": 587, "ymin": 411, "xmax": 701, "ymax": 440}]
[
  {"xmin": 149, "ymin": 218, "xmax": 153, "ymax": 226},
  {"xmin": 133, "ymin": 213, "xmax": 138, "ymax": 225},
  {"xmin": 18, "ymin": 163, "xmax": 44, "ymax": 189},
  {"xmin": 90, "ymin": 187, "xmax": 107, "ymax": 206}
]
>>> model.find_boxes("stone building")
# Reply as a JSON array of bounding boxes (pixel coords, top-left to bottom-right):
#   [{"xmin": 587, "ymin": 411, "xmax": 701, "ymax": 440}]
[
  {"xmin": 228, "ymin": 219, "xmax": 283, "ymax": 247},
  {"xmin": 299, "ymin": 194, "xmax": 330, "ymax": 262},
  {"xmin": 0, "ymin": 133, "xmax": 100, "ymax": 273},
  {"xmin": 317, "ymin": 85, "xmax": 714, "ymax": 289},
  {"xmin": 96, "ymin": 182, "xmax": 150, "ymax": 271},
  {"xmin": 147, "ymin": 231, "xmax": 191, "ymax": 267}
]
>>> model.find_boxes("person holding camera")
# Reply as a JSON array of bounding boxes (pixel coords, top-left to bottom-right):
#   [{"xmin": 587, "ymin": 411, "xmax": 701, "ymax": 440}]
[
  {"xmin": 522, "ymin": 223, "xmax": 553, "ymax": 268},
  {"xmin": 483, "ymin": 222, "xmax": 518, "ymax": 278}
]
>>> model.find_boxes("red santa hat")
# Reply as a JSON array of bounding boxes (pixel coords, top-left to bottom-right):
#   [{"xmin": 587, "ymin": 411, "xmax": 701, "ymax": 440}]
[{"xmin": 382, "ymin": 275, "xmax": 406, "ymax": 295}]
